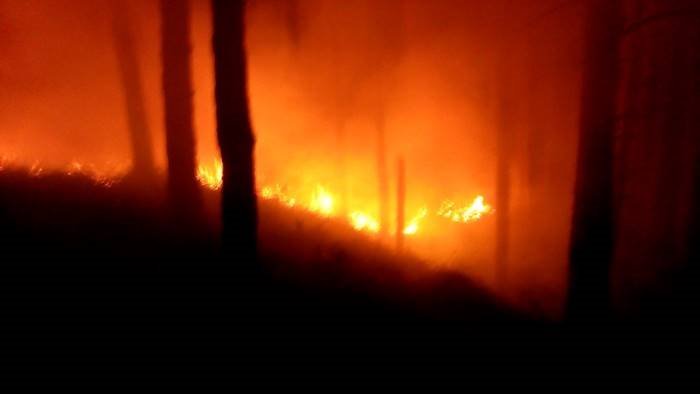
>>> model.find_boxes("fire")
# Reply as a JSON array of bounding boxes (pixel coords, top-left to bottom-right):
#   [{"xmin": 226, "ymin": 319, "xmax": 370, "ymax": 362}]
[
  {"xmin": 260, "ymin": 184, "xmax": 296, "ymax": 207},
  {"xmin": 349, "ymin": 211, "xmax": 380, "ymax": 233},
  {"xmin": 403, "ymin": 207, "xmax": 428, "ymax": 235},
  {"xmin": 65, "ymin": 160, "xmax": 126, "ymax": 187},
  {"xmin": 1, "ymin": 154, "xmax": 494, "ymax": 239},
  {"xmin": 196, "ymin": 158, "xmax": 223, "ymax": 190},
  {"xmin": 437, "ymin": 195, "xmax": 493, "ymax": 223},
  {"xmin": 0, "ymin": 156, "xmax": 126, "ymax": 187},
  {"xmin": 29, "ymin": 161, "xmax": 44, "ymax": 177},
  {"xmin": 309, "ymin": 185, "xmax": 335, "ymax": 216}
]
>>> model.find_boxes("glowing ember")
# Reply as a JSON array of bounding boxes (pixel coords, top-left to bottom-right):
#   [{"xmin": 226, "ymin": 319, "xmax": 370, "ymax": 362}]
[
  {"xmin": 349, "ymin": 211, "xmax": 380, "ymax": 233},
  {"xmin": 309, "ymin": 185, "xmax": 335, "ymax": 216},
  {"xmin": 196, "ymin": 158, "xmax": 223, "ymax": 190},
  {"xmin": 403, "ymin": 207, "xmax": 428, "ymax": 235},
  {"xmin": 437, "ymin": 195, "xmax": 493, "ymax": 223}
]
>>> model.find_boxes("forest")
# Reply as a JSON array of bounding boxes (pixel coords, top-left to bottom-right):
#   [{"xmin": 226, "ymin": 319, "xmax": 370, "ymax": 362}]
[{"xmin": 1, "ymin": 0, "xmax": 698, "ymax": 382}]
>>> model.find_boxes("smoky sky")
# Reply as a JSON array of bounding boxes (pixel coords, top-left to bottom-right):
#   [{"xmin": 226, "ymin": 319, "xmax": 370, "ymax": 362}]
[{"xmin": 1, "ymin": 0, "xmax": 586, "ymax": 315}]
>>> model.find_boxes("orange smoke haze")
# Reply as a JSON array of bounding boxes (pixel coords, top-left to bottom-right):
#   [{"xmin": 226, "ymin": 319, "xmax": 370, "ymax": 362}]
[{"xmin": 0, "ymin": 0, "xmax": 586, "ymax": 317}]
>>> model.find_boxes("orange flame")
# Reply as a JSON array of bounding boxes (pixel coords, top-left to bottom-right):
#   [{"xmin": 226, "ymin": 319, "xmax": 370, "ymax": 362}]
[
  {"xmin": 1, "ymin": 155, "xmax": 494, "ymax": 238},
  {"xmin": 403, "ymin": 207, "xmax": 428, "ymax": 235},
  {"xmin": 437, "ymin": 195, "xmax": 493, "ymax": 223},
  {"xmin": 349, "ymin": 211, "xmax": 380, "ymax": 233},
  {"xmin": 309, "ymin": 185, "xmax": 335, "ymax": 216},
  {"xmin": 196, "ymin": 158, "xmax": 223, "ymax": 190}
]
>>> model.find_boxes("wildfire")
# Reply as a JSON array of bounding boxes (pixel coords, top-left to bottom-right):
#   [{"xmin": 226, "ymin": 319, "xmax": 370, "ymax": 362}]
[
  {"xmin": 226, "ymin": 164, "xmax": 492, "ymax": 236},
  {"xmin": 437, "ymin": 195, "xmax": 493, "ymax": 223},
  {"xmin": 349, "ymin": 211, "xmax": 380, "ymax": 233},
  {"xmin": 0, "ymin": 156, "xmax": 126, "ymax": 187},
  {"xmin": 65, "ymin": 160, "xmax": 126, "ymax": 187},
  {"xmin": 260, "ymin": 184, "xmax": 296, "ymax": 207},
  {"xmin": 309, "ymin": 185, "xmax": 335, "ymax": 216},
  {"xmin": 196, "ymin": 158, "xmax": 223, "ymax": 190},
  {"xmin": 403, "ymin": 207, "xmax": 428, "ymax": 236},
  {"xmin": 2, "ymin": 155, "xmax": 494, "ymax": 238}
]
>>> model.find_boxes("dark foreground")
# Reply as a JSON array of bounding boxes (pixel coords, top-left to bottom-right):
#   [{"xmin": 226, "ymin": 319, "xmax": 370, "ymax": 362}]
[{"xmin": 0, "ymin": 169, "xmax": 696, "ymax": 384}]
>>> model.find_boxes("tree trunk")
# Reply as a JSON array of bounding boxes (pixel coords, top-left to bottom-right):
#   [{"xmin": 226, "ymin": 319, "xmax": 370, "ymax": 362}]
[
  {"xmin": 112, "ymin": 2, "xmax": 155, "ymax": 178},
  {"xmin": 395, "ymin": 157, "xmax": 405, "ymax": 251},
  {"xmin": 376, "ymin": 113, "xmax": 389, "ymax": 236},
  {"xmin": 494, "ymin": 51, "xmax": 512, "ymax": 290},
  {"xmin": 212, "ymin": 0, "xmax": 258, "ymax": 265},
  {"xmin": 161, "ymin": 0, "xmax": 202, "ymax": 230},
  {"xmin": 566, "ymin": 0, "xmax": 622, "ymax": 323}
]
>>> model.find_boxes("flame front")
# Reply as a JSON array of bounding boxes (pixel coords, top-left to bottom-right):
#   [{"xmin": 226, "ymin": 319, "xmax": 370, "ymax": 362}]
[
  {"xmin": 260, "ymin": 184, "xmax": 296, "ymax": 207},
  {"xmin": 196, "ymin": 158, "xmax": 223, "ymax": 190},
  {"xmin": 403, "ymin": 207, "xmax": 428, "ymax": 235},
  {"xmin": 350, "ymin": 211, "xmax": 380, "ymax": 233},
  {"xmin": 437, "ymin": 195, "xmax": 493, "ymax": 223},
  {"xmin": 309, "ymin": 185, "xmax": 335, "ymax": 216},
  {"xmin": 2, "ymin": 156, "xmax": 493, "ymax": 239}
]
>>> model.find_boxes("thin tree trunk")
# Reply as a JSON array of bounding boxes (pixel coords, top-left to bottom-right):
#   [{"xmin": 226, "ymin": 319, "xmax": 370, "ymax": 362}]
[
  {"xmin": 112, "ymin": 3, "xmax": 155, "ymax": 178},
  {"xmin": 495, "ymin": 51, "xmax": 512, "ymax": 290},
  {"xmin": 376, "ymin": 114, "xmax": 389, "ymax": 236},
  {"xmin": 336, "ymin": 117, "xmax": 348, "ymax": 217},
  {"xmin": 161, "ymin": 0, "xmax": 202, "ymax": 229},
  {"xmin": 212, "ymin": 0, "xmax": 258, "ymax": 264},
  {"xmin": 566, "ymin": 0, "xmax": 622, "ymax": 323},
  {"xmin": 395, "ymin": 157, "xmax": 405, "ymax": 251}
]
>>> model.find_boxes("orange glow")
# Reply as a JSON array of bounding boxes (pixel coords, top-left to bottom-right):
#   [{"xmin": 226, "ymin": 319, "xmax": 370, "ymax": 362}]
[
  {"xmin": 260, "ymin": 184, "xmax": 297, "ymax": 207},
  {"xmin": 65, "ymin": 160, "xmax": 127, "ymax": 187},
  {"xmin": 196, "ymin": 158, "xmax": 223, "ymax": 190},
  {"xmin": 0, "ymin": 156, "xmax": 493, "ymax": 237},
  {"xmin": 349, "ymin": 211, "xmax": 380, "ymax": 233},
  {"xmin": 403, "ymin": 207, "xmax": 428, "ymax": 236},
  {"xmin": 437, "ymin": 195, "xmax": 493, "ymax": 223},
  {"xmin": 0, "ymin": 156, "xmax": 126, "ymax": 187},
  {"xmin": 309, "ymin": 185, "xmax": 335, "ymax": 216}
]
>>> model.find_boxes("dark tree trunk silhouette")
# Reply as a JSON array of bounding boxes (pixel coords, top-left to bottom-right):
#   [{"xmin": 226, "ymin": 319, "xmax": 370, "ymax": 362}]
[
  {"xmin": 336, "ymin": 117, "xmax": 349, "ymax": 216},
  {"xmin": 112, "ymin": 3, "xmax": 155, "ymax": 178},
  {"xmin": 395, "ymin": 157, "xmax": 405, "ymax": 251},
  {"xmin": 613, "ymin": 0, "xmax": 700, "ymax": 316},
  {"xmin": 161, "ymin": 0, "xmax": 202, "ymax": 229},
  {"xmin": 283, "ymin": 0, "xmax": 301, "ymax": 49},
  {"xmin": 376, "ymin": 114, "xmax": 389, "ymax": 236},
  {"xmin": 495, "ymin": 52, "xmax": 512, "ymax": 290},
  {"xmin": 371, "ymin": 3, "xmax": 403, "ymax": 237},
  {"xmin": 566, "ymin": 0, "xmax": 622, "ymax": 322},
  {"xmin": 212, "ymin": 0, "xmax": 258, "ymax": 265}
]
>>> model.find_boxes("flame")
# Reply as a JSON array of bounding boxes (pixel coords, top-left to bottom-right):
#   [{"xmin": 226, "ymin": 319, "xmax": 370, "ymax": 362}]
[
  {"xmin": 309, "ymin": 185, "xmax": 335, "ymax": 216},
  {"xmin": 403, "ymin": 207, "xmax": 428, "ymax": 235},
  {"xmin": 196, "ymin": 158, "xmax": 223, "ymax": 190},
  {"xmin": 1, "ymin": 154, "xmax": 494, "ymax": 238},
  {"xmin": 0, "ymin": 156, "xmax": 125, "ymax": 187},
  {"xmin": 260, "ymin": 184, "xmax": 297, "ymax": 207},
  {"xmin": 29, "ymin": 161, "xmax": 44, "ymax": 177},
  {"xmin": 349, "ymin": 211, "xmax": 380, "ymax": 233},
  {"xmin": 65, "ymin": 160, "xmax": 126, "ymax": 187},
  {"xmin": 437, "ymin": 195, "xmax": 493, "ymax": 223}
]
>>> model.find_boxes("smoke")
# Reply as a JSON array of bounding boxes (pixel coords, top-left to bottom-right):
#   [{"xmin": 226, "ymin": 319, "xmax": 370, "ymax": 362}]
[{"xmin": 0, "ymin": 0, "xmax": 586, "ymax": 317}]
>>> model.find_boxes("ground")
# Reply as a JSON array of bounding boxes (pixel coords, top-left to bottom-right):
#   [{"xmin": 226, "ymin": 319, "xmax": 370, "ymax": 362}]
[{"xmin": 1, "ymin": 168, "xmax": 694, "ymax": 382}]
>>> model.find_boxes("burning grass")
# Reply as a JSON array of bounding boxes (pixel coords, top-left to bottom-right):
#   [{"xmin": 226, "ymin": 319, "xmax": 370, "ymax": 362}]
[{"xmin": 0, "ymin": 156, "xmax": 494, "ymax": 239}]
